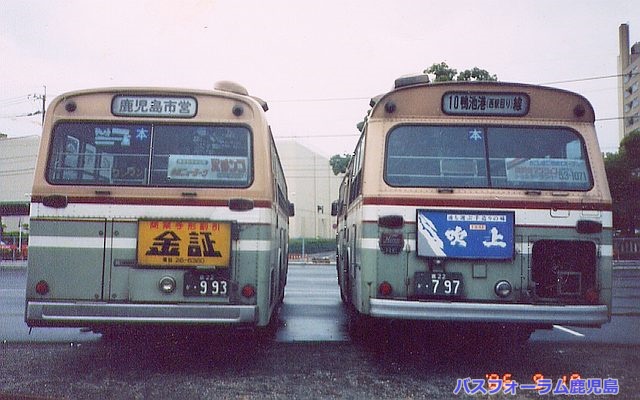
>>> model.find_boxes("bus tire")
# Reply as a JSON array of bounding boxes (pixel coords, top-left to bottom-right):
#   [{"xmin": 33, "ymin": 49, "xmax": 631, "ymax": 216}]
[{"xmin": 339, "ymin": 254, "xmax": 351, "ymax": 304}]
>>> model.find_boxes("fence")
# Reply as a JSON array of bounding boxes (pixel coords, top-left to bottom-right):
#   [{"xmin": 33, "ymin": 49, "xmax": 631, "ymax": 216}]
[
  {"xmin": 290, "ymin": 240, "xmax": 640, "ymax": 262},
  {"xmin": 613, "ymin": 237, "xmax": 640, "ymax": 260}
]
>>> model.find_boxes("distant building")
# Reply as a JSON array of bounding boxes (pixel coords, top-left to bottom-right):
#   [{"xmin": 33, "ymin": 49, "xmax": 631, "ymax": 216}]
[
  {"xmin": 0, "ymin": 135, "xmax": 39, "ymax": 240},
  {"xmin": 0, "ymin": 135, "xmax": 342, "ymax": 240},
  {"xmin": 275, "ymin": 140, "xmax": 342, "ymax": 239},
  {"xmin": 619, "ymin": 23, "xmax": 640, "ymax": 140}
]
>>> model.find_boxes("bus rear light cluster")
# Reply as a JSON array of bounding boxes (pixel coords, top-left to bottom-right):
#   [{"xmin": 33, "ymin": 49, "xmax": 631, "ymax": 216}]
[
  {"xmin": 35, "ymin": 280, "xmax": 50, "ymax": 295},
  {"xmin": 378, "ymin": 281, "xmax": 393, "ymax": 297},
  {"xmin": 241, "ymin": 284, "xmax": 256, "ymax": 298}
]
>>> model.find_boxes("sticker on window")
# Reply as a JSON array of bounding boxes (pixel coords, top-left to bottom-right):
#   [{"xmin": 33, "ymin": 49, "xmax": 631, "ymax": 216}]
[
  {"xmin": 505, "ymin": 158, "xmax": 589, "ymax": 184},
  {"xmin": 167, "ymin": 155, "xmax": 248, "ymax": 182}
]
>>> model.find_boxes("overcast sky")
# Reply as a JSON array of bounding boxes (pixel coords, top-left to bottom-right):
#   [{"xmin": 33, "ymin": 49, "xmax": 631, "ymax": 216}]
[{"xmin": 1, "ymin": 0, "xmax": 638, "ymax": 156}]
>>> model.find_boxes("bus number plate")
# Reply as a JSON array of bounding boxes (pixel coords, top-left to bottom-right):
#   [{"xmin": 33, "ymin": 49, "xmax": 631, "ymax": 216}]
[
  {"xmin": 183, "ymin": 270, "xmax": 228, "ymax": 297},
  {"xmin": 415, "ymin": 272, "xmax": 463, "ymax": 297}
]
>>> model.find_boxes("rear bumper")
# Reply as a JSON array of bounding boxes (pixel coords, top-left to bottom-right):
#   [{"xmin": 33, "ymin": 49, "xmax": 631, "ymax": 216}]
[
  {"xmin": 26, "ymin": 301, "xmax": 257, "ymax": 327},
  {"xmin": 369, "ymin": 299, "xmax": 610, "ymax": 327}
]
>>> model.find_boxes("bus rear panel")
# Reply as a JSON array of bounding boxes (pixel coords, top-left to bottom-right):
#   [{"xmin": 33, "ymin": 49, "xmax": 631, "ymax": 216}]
[
  {"xmin": 26, "ymin": 83, "xmax": 291, "ymax": 331},
  {"xmin": 334, "ymin": 77, "xmax": 612, "ymax": 337}
]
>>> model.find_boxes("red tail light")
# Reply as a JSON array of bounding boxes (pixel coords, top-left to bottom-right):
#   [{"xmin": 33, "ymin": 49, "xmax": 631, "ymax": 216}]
[
  {"xmin": 35, "ymin": 280, "xmax": 50, "ymax": 295},
  {"xmin": 378, "ymin": 281, "xmax": 393, "ymax": 297},
  {"xmin": 241, "ymin": 284, "xmax": 256, "ymax": 298}
]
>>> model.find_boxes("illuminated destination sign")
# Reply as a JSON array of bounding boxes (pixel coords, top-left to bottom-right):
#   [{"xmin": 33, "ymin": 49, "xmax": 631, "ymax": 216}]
[
  {"xmin": 112, "ymin": 95, "xmax": 197, "ymax": 118},
  {"xmin": 442, "ymin": 91, "xmax": 529, "ymax": 116}
]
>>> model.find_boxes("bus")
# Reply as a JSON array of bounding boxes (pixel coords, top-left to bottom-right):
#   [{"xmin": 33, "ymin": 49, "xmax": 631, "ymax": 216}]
[
  {"xmin": 25, "ymin": 82, "xmax": 293, "ymax": 333},
  {"xmin": 332, "ymin": 75, "xmax": 613, "ymax": 340}
]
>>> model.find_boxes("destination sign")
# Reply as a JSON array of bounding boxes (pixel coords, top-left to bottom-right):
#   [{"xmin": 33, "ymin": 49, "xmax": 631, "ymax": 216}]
[
  {"xmin": 112, "ymin": 95, "xmax": 197, "ymax": 118},
  {"xmin": 442, "ymin": 91, "xmax": 529, "ymax": 116}
]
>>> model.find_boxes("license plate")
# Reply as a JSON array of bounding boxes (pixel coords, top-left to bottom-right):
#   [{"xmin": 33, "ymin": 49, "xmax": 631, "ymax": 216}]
[
  {"xmin": 137, "ymin": 220, "xmax": 231, "ymax": 267},
  {"xmin": 183, "ymin": 270, "xmax": 229, "ymax": 297},
  {"xmin": 415, "ymin": 272, "xmax": 463, "ymax": 297}
]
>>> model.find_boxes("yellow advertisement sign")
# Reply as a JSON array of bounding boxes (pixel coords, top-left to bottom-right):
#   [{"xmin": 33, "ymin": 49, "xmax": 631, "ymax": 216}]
[{"xmin": 137, "ymin": 220, "xmax": 231, "ymax": 267}]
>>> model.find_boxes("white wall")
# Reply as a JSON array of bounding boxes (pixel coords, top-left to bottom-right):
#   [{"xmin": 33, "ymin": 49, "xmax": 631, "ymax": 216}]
[{"xmin": 276, "ymin": 140, "xmax": 342, "ymax": 239}]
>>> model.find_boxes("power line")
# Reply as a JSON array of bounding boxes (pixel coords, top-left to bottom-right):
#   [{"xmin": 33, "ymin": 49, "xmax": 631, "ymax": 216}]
[
  {"xmin": 596, "ymin": 116, "xmax": 627, "ymax": 122},
  {"xmin": 540, "ymin": 72, "xmax": 639, "ymax": 86},
  {"xmin": 268, "ymin": 72, "xmax": 640, "ymax": 103},
  {"xmin": 269, "ymin": 96, "xmax": 369, "ymax": 103},
  {"xmin": 276, "ymin": 134, "xmax": 360, "ymax": 139},
  {"xmin": 0, "ymin": 168, "xmax": 35, "ymax": 177}
]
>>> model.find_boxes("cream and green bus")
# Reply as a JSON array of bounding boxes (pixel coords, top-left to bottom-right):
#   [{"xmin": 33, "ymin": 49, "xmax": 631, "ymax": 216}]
[
  {"xmin": 25, "ymin": 82, "xmax": 292, "ymax": 333},
  {"xmin": 333, "ymin": 75, "xmax": 612, "ymax": 340}
]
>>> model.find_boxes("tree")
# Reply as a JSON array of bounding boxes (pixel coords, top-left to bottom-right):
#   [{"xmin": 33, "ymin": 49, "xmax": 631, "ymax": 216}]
[
  {"xmin": 456, "ymin": 67, "xmax": 498, "ymax": 82},
  {"xmin": 424, "ymin": 62, "xmax": 458, "ymax": 82},
  {"xmin": 424, "ymin": 62, "xmax": 498, "ymax": 82},
  {"xmin": 604, "ymin": 129, "xmax": 640, "ymax": 235},
  {"xmin": 329, "ymin": 153, "xmax": 352, "ymax": 175}
]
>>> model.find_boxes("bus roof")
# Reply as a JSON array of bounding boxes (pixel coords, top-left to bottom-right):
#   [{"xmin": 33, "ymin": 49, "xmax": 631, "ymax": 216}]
[{"xmin": 366, "ymin": 79, "xmax": 595, "ymax": 124}]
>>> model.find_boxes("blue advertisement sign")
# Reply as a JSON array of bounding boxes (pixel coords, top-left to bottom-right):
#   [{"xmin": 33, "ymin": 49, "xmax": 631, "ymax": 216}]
[{"xmin": 416, "ymin": 209, "xmax": 515, "ymax": 260}]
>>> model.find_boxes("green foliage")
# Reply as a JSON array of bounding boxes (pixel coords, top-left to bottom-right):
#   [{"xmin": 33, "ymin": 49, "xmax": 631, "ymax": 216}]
[
  {"xmin": 288, "ymin": 238, "xmax": 335, "ymax": 254},
  {"xmin": 604, "ymin": 129, "xmax": 640, "ymax": 234},
  {"xmin": 424, "ymin": 62, "xmax": 457, "ymax": 82},
  {"xmin": 0, "ymin": 231, "xmax": 29, "ymax": 243},
  {"xmin": 329, "ymin": 153, "xmax": 352, "ymax": 175},
  {"xmin": 620, "ymin": 130, "xmax": 640, "ymax": 168},
  {"xmin": 424, "ymin": 62, "xmax": 498, "ymax": 82},
  {"xmin": 456, "ymin": 67, "xmax": 498, "ymax": 82}
]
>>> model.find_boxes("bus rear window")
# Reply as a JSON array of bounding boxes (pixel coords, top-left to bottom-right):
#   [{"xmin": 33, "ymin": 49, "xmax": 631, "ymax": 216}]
[
  {"xmin": 384, "ymin": 125, "xmax": 592, "ymax": 191},
  {"xmin": 47, "ymin": 122, "xmax": 252, "ymax": 188}
]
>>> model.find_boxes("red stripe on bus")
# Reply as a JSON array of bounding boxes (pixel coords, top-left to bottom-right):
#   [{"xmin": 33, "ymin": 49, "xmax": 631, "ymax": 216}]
[
  {"xmin": 361, "ymin": 196, "xmax": 612, "ymax": 211},
  {"xmin": 31, "ymin": 196, "xmax": 273, "ymax": 208}
]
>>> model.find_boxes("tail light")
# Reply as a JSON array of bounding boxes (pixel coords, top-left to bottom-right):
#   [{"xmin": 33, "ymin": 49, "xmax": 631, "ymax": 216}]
[
  {"xmin": 378, "ymin": 281, "xmax": 393, "ymax": 296},
  {"xmin": 241, "ymin": 284, "xmax": 256, "ymax": 298},
  {"xmin": 35, "ymin": 280, "xmax": 50, "ymax": 295}
]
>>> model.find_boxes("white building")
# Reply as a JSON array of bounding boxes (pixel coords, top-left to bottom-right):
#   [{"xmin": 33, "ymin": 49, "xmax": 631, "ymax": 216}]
[
  {"xmin": 275, "ymin": 140, "xmax": 342, "ymax": 239},
  {"xmin": 619, "ymin": 23, "xmax": 640, "ymax": 140},
  {"xmin": 0, "ymin": 134, "xmax": 342, "ymax": 240},
  {"xmin": 0, "ymin": 134, "xmax": 40, "ymax": 239}
]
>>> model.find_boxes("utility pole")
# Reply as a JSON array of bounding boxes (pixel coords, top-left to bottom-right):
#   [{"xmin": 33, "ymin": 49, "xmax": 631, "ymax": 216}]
[
  {"xmin": 41, "ymin": 85, "xmax": 46, "ymax": 124},
  {"xmin": 29, "ymin": 85, "xmax": 46, "ymax": 124}
]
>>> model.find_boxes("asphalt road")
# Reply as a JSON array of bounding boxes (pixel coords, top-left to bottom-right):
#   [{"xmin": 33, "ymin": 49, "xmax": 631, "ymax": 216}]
[
  {"xmin": 3, "ymin": 261, "xmax": 639, "ymax": 344},
  {"xmin": 1, "ymin": 261, "xmax": 640, "ymax": 399}
]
